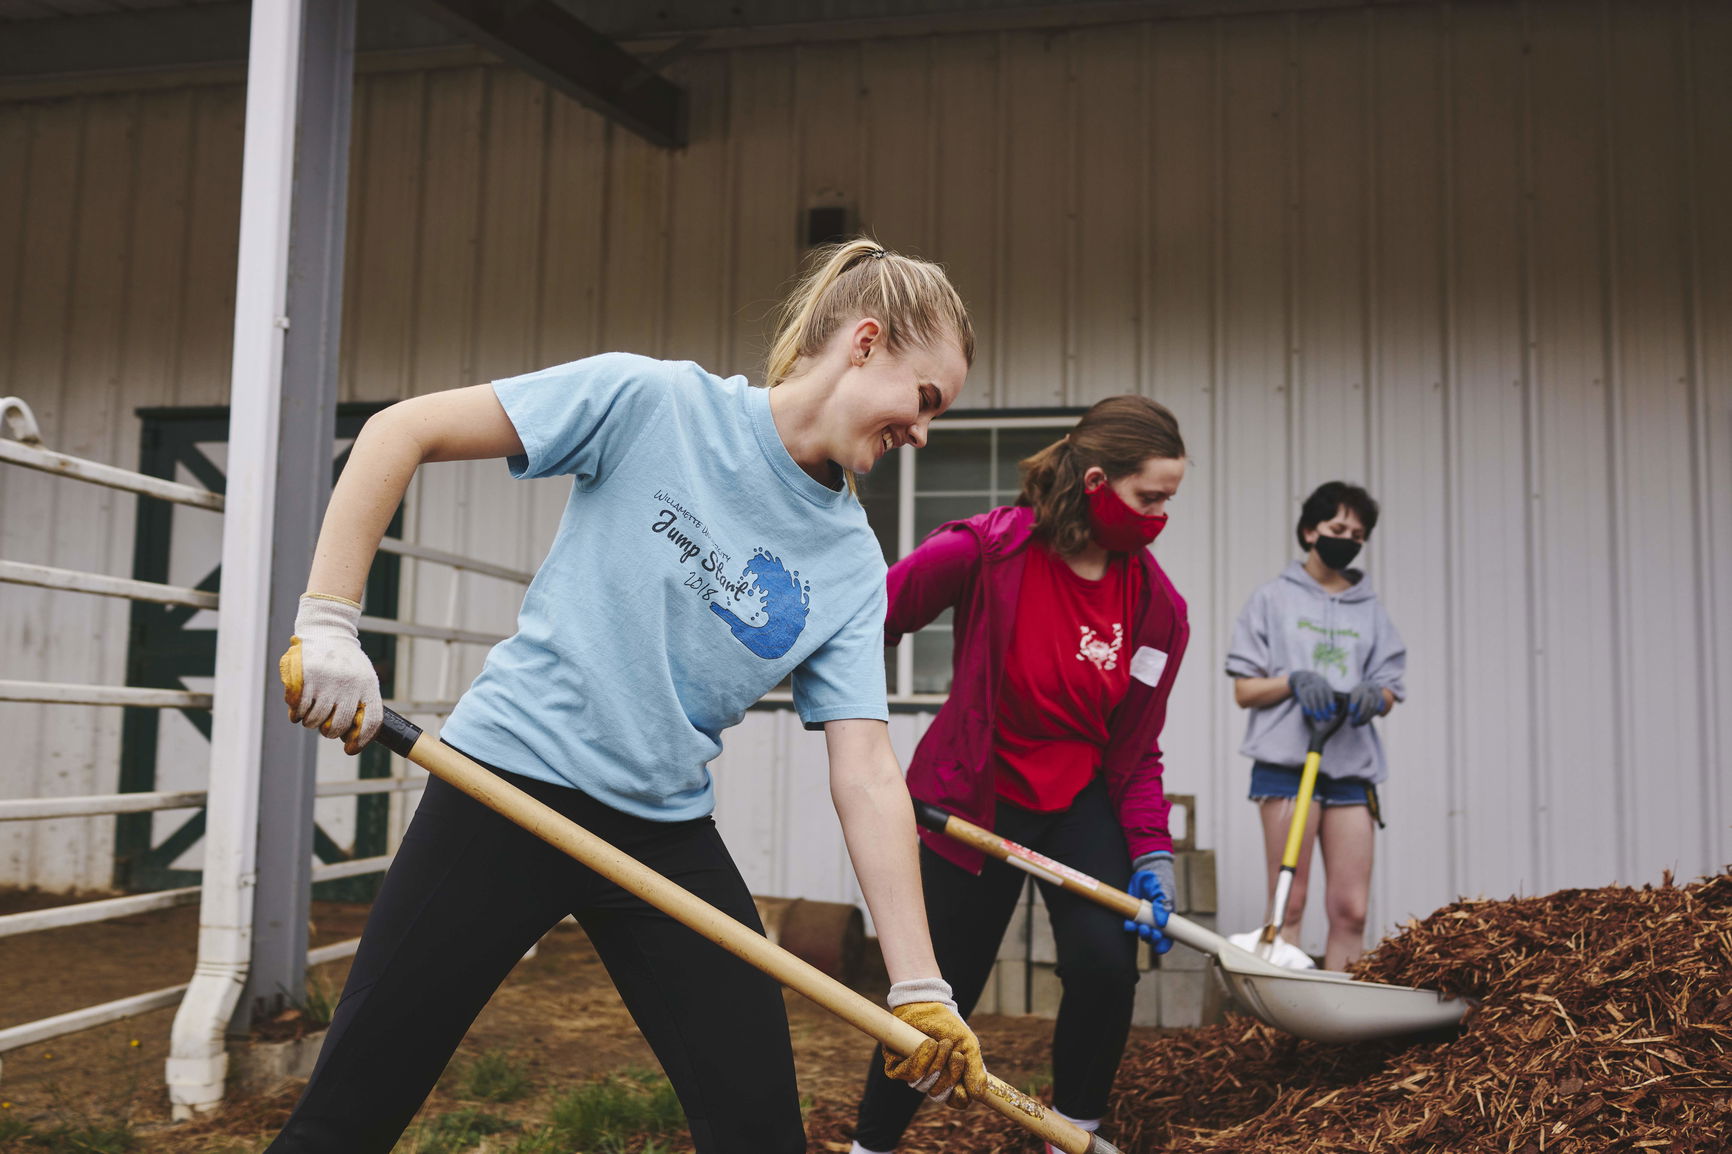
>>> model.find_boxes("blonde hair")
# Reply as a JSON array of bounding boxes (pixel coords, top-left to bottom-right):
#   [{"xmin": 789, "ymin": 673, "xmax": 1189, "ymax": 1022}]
[
  {"xmin": 764, "ymin": 238, "xmax": 975, "ymax": 390},
  {"xmin": 1017, "ymin": 395, "xmax": 1186, "ymax": 557}
]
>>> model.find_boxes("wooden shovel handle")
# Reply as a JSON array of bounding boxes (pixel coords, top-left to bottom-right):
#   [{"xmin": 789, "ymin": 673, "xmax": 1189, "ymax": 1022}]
[
  {"xmin": 278, "ymin": 650, "xmax": 1118, "ymax": 1154},
  {"xmin": 915, "ymin": 802, "xmax": 1148, "ymax": 920}
]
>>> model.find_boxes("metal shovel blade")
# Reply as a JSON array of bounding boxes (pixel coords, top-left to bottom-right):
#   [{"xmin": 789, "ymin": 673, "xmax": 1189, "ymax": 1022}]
[{"xmin": 1164, "ymin": 912, "xmax": 1470, "ymax": 1044}]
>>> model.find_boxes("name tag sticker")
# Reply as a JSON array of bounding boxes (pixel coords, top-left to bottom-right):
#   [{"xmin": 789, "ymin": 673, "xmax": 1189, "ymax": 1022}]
[{"xmin": 1130, "ymin": 646, "xmax": 1168, "ymax": 687}]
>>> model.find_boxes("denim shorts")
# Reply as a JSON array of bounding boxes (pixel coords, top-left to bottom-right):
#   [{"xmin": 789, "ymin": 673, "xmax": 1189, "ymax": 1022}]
[{"xmin": 1248, "ymin": 761, "xmax": 1375, "ymax": 808}]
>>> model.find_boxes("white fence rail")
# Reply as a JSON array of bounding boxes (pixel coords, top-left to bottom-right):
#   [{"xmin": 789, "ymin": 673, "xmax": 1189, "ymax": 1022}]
[
  {"xmin": 0, "ymin": 395, "xmax": 522, "ymax": 1073},
  {"xmin": 0, "ymin": 559, "xmax": 220, "ymax": 609}
]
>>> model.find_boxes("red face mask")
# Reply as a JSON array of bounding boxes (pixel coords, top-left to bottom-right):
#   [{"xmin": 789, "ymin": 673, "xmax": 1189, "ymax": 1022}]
[{"xmin": 1087, "ymin": 482, "xmax": 1167, "ymax": 552}]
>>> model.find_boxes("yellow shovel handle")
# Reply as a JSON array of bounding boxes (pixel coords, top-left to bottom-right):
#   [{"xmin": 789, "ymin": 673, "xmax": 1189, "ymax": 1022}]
[{"xmin": 1280, "ymin": 750, "xmax": 1324, "ymax": 870}]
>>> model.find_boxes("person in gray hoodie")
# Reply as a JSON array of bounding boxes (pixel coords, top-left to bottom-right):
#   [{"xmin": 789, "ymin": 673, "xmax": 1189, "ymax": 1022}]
[{"xmin": 1224, "ymin": 481, "xmax": 1406, "ymax": 971}]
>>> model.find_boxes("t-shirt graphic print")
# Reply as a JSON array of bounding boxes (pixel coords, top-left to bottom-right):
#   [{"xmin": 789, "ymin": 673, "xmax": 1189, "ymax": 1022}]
[{"xmin": 442, "ymin": 354, "xmax": 888, "ymax": 823}]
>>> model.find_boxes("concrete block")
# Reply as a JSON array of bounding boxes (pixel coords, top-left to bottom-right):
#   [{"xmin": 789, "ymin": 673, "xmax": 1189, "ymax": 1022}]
[
  {"xmin": 228, "ymin": 1029, "xmax": 327, "ymax": 1095},
  {"xmin": 997, "ymin": 891, "xmax": 1031, "ymax": 960},
  {"xmin": 1159, "ymin": 938, "xmax": 1208, "ymax": 972},
  {"xmin": 1183, "ymin": 849, "xmax": 1218, "ymax": 914},
  {"xmin": 1131, "ymin": 970, "xmax": 1161, "ymax": 1027},
  {"xmin": 1156, "ymin": 971, "xmax": 1207, "ymax": 1029},
  {"xmin": 1169, "ymin": 853, "xmax": 1192, "ymax": 914},
  {"xmin": 1165, "ymin": 793, "xmax": 1196, "ymax": 851},
  {"xmin": 975, "ymin": 963, "xmax": 1001, "ymax": 1015},
  {"xmin": 992, "ymin": 959, "xmax": 1028, "ymax": 1015},
  {"xmin": 1028, "ymin": 905, "xmax": 1057, "ymax": 965},
  {"xmin": 1028, "ymin": 962, "xmax": 1062, "ymax": 1018},
  {"xmin": 996, "ymin": 891, "xmax": 1056, "ymax": 964}
]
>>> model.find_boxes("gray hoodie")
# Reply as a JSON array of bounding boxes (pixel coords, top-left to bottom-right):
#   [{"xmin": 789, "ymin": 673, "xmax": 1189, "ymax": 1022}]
[{"xmin": 1224, "ymin": 559, "xmax": 1407, "ymax": 784}]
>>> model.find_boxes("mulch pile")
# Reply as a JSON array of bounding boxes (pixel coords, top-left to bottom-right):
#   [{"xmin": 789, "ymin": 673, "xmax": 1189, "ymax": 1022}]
[{"xmin": 810, "ymin": 870, "xmax": 1732, "ymax": 1153}]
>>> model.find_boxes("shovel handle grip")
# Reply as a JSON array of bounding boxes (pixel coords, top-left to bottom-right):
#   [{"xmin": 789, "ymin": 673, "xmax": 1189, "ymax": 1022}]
[
  {"xmin": 917, "ymin": 804, "xmax": 1146, "ymax": 922},
  {"xmin": 278, "ymin": 653, "xmax": 1117, "ymax": 1154},
  {"xmin": 1305, "ymin": 690, "xmax": 1351, "ymax": 752}
]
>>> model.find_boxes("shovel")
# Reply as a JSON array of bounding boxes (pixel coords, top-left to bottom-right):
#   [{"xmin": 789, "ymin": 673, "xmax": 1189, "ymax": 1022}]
[
  {"xmin": 913, "ymin": 803, "xmax": 1470, "ymax": 1044},
  {"xmin": 279, "ymin": 650, "xmax": 1122, "ymax": 1154},
  {"xmin": 1232, "ymin": 689, "xmax": 1351, "ymax": 967}
]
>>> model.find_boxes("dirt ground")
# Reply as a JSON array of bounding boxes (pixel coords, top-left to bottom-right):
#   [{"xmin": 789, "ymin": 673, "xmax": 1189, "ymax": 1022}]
[{"xmin": 0, "ymin": 889, "xmax": 1156, "ymax": 1152}]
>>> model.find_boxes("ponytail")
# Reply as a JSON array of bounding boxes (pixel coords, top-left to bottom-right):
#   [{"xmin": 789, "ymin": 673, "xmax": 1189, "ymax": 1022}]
[
  {"xmin": 1018, "ymin": 395, "xmax": 1186, "ymax": 556},
  {"xmin": 764, "ymin": 238, "xmax": 974, "ymax": 391}
]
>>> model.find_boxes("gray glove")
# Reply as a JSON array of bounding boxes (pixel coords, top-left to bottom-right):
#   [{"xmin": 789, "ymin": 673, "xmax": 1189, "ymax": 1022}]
[
  {"xmin": 1346, "ymin": 681, "xmax": 1385, "ymax": 727},
  {"xmin": 1287, "ymin": 670, "xmax": 1337, "ymax": 722},
  {"xmin": 1131, "ymin": 852, "xmax": 1178, "ymax": 913}
]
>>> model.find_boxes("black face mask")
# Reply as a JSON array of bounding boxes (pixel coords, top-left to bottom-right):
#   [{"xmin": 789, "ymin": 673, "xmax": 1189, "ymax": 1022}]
[{"xmin": 1313, "ymin": 534, "xmax": 1361, "ymax": 572}]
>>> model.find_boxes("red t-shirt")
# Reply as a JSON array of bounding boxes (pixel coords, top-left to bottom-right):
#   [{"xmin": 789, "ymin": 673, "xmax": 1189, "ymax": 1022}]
[{"xmin": 992, "ymin": 540, "xmax": 1140, "ymax": 812}]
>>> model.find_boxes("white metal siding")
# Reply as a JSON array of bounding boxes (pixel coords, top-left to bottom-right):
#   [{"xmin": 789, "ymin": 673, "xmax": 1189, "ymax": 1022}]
[{"xmin": 0, "ymin": 2, "xmax": 1725, "ymax": 961}]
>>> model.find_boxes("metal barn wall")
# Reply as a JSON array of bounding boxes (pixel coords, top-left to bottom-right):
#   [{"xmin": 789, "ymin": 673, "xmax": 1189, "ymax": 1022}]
[{"xmin": 0, "ymin": 2, "xmax": 1726, "ymax": 958}]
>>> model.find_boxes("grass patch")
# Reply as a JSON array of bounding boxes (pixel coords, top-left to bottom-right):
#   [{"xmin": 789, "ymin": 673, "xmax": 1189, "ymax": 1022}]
[
  {"xmin": 0, "ymin": 1118, "xmax": 137, "ymax": 1153},
  {"xmin": 1018, "ymin": 1063, "xmax": 1054, "ymax": 1098},
  {"xmin": 300, "ymin": 971, "xmax": 341, "ymax": 1029},
  {"xmin": 542, "ymin": 1069, "xmax": 682, "ymax": 1153},
  {"xmin": 505, "ymin": 1130, "xmax": 676, "ymax": 1154},
  {"xmin": 393, "ymin": 1107, "xmax": 516, "ymax": 1154},
  {"xmin": 459, "ymin": 1051, "xmax": 532, "ymax": 1104}
]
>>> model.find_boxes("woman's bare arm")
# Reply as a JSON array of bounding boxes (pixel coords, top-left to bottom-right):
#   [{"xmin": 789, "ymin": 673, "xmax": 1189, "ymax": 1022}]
[
  {"xmin": 1233, "ymin": 675, "xmax": 1291, "ymax": 710},
  {"xmin": 306, "ymin": 385, "xmax": 523, "ymax": 600},
  {"xmin": 822, "ymin": 718, "xmax": 940, "ymax": 984}
]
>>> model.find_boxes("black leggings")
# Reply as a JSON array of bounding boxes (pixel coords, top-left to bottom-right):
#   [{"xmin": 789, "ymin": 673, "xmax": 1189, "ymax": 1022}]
[
  {"xmin": 852, "ymin": 779, "xmax": 1139, "ymax": 1149},
  {"xmin": 266, "ymin": 756, "xmax": 805, "ymax": 1154}
]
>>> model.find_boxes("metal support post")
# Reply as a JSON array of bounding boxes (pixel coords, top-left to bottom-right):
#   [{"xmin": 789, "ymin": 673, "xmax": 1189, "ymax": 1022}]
[
  {"xmin": 245, "ymin": 0, "xmax": 357, "ymax": 1032},
  {"xmin": 166, "ymin": 0, "xmax": 355, "ymax": 1118}
]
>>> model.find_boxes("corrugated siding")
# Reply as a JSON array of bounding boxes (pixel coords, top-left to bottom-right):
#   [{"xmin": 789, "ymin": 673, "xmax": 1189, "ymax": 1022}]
[{"xmin": 0, "ymin": 2, "xmax": 1726, "ymax": 958}]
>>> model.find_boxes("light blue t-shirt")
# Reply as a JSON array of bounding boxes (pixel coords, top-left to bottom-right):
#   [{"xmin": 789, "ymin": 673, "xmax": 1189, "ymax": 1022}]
[{"xmin": 441, "ymin": 353, "xmax": 890, "ymax": 821}]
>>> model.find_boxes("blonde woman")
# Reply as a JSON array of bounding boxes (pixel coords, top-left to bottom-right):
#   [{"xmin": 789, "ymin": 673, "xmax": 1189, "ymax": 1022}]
[{"xmin": 270, "ymin": 241, "xmax": 985, "ymax": 1152}]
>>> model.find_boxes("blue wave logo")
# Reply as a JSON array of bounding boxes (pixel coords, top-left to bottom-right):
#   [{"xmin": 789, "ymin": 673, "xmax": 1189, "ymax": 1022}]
[{"xmin": 709, "ymin": 549, "xmax": 810, "ymax": 660}]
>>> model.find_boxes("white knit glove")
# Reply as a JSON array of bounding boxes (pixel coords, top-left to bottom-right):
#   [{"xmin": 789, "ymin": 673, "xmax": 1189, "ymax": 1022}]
[{"xmin": 285, "ymin": 593, "xmax": 382, "ymax": 753}]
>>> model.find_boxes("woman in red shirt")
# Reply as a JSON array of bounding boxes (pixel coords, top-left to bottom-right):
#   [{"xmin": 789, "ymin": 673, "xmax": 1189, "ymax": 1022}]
[{"xmin": 850, "ymin": 396, "xmax": 1189, "ymax": 1154}]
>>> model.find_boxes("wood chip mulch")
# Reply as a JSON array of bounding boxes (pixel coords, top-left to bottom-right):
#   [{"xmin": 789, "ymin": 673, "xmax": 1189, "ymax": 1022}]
[{"xmin": 809, "ymin": 869, "xmax": 1732, "ymax": 1153}]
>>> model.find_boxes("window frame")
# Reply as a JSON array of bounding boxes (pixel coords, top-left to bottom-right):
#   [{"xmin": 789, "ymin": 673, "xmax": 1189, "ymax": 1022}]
[{"xmin": 758, "ymin": 407, "xmax": 1085, "ymax": 710}]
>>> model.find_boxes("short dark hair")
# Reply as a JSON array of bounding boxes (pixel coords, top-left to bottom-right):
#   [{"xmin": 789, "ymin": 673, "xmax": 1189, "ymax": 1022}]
[{"xmin": 1296, "ymin": 481, "xmax": 1380, "ymax": 550}]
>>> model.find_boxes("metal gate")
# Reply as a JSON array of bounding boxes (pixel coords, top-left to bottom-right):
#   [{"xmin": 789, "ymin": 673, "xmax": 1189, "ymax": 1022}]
[{"xmin": 114, "ymin": 404, "xmax": 400, "ymax": 898}]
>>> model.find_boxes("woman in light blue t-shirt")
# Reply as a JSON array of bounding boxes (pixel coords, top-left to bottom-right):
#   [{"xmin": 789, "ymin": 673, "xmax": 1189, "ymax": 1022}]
[{"xmin": 271, "ymin": 241, "xmax": 986, "ymax": 1153}]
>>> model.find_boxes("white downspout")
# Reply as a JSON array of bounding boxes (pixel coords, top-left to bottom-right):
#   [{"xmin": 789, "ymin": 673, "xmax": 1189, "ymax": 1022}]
[{"xmin": 166, "ymin": 0, "xmax": 305, "ymax": 1117}]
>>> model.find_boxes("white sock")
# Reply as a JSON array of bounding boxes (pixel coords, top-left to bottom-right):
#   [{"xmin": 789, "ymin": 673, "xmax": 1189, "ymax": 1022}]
[
  {"xmin": 1046, "ymin": 1112, "xmax": 1101, "ymax": 1154},
  {"xmin": 851, "ymin": 1143, "xmax": 893, "ymax": 1154}
]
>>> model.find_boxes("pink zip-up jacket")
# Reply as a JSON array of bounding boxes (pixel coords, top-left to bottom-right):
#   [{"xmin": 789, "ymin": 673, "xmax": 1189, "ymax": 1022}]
[{"xmin": 888, "ymin": 505, "xmax": 1189, "ymax": 874}]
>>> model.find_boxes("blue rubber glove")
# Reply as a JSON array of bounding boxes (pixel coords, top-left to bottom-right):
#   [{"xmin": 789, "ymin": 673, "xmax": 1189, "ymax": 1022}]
[
  {"xmin": 1287, "ymin": 670, "xmax": 1337, "ymax": 722},
  {"xmin": 1346, "ymin": 681, "xmax": 1385, "ymax": 727},
  {"xmin": 1122, "ymin": 852, "xmax": 1175, "ymax": 954}
]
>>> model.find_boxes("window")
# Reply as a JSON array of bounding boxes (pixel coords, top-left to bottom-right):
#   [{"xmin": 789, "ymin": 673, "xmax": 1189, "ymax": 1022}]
[{"xmin": 857, "ymin": 412, "xmax": 1082, "ymax": 701}]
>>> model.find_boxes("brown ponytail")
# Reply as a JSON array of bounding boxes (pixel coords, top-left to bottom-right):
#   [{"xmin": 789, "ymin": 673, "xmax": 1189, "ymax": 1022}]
[
  {"xmin": 763, "ymin": 238, "xmax": 975, "ymax": 390},
  {"xmin": 1018, "ymin": 395, "xmax": 1186, "ymax": 556}
]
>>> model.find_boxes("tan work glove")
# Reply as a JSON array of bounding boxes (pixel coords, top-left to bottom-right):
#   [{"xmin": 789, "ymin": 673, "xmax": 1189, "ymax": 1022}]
[
  {"xmin": 280, "ymin": 593, "xmax": 381, "ymax": 755},
  {"xmin": 881, "ymin": 977, "xmax": 986, "ymax": 1109}
]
